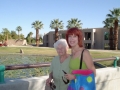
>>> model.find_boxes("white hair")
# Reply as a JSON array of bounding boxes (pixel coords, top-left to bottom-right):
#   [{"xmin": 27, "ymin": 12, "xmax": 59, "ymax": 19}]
[{"xmin": 53, "ymin": 39, "xmax": 69, "ymax": 49}]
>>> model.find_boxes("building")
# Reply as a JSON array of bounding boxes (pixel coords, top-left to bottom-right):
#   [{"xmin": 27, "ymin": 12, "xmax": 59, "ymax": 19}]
[
  {"xmin": 43, "ymin": 28, "xmax": 120, "ymax": 49},
  {"xmin": 6, "ymin": 39, "xmax": 27, "ymax": 46}
]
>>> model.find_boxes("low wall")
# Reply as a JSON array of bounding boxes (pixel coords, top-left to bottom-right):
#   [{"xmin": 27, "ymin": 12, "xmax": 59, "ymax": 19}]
[
  {"xmin": 0, "ymin": 76, "xmax": 48, "ymax": 90},
  {"xmin": 0, "ymin": 67, "xmax": 120, "ymax": 90},
  {"xmin": 96, "ymin": 67, "xmax": 120, "ymax": 90}
]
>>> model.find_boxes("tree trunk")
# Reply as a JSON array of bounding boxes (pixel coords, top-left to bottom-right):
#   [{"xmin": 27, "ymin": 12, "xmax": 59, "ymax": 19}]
[
  {"xmin": 36, "ymin": 29, "xmax": 39, "ymax": 47},
  {"xmin": 55, "ymin": 28, "xmax": 59, "ymax": 42},
  {"xmin": 109, "ymin": 27, "xmax": 114, "ymax": 50},
  {"xmin": 114, "ymin": 20, "xmax": 119, "ymax": 50}
]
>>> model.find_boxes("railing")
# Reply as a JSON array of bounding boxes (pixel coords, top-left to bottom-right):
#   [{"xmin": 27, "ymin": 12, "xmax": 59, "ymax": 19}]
[
  {"xmin": 0, "ymin": 57, "xmax": 120, "ymax": 84},
  {"xmin": 5, "ymin": 63, "xmax": 51, "ymax": 70}
]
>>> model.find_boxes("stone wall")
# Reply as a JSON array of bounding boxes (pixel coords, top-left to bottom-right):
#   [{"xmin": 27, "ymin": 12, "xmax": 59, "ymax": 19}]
[{"xmin": 0, "ymin": 67, "xmax": 120, "ymax": 90}]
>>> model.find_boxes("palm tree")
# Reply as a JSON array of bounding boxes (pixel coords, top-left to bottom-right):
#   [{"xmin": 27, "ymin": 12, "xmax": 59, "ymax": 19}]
[
  {"xmin": 50, "ymin": 19, "xmax": 64, "ymax": 42},
  {"xmin": 11, "ymin": 30, "xmax": 18, "ymax": 39},
  {"xmin": 103, "ymin": 18, "xmax": 114, "ymax": 50},
  {"xmin": 32, "ymin": 21, "xmax": 43, "ymax": 46},
  {"xmin": 2, "ymin": 28, "xmax": 10, "ymax": 41},
  {"xmin": 66, "ymin": 18, "xmax": 83, "ymax": 29},
  {"xmin": 19, "ymin": 34, "xmax": 24, "ymax": 39},
  {"xmin": 16, "ymin": 26, "xmax": 22, "ymax": 39},
  {"xmin": 26, "ymin": 32, "xmax": 33, "ymax": 44},
  {"xmin": 107, "ymin": 8, "xmax": 120, "ymax": 50},
  {"xmin": 29, "ymin": 32, "xmax": 33, "ymax": 38},
  {"xmin": 0, "ymin": 33, "xmax": 4, "ymax": 42}
]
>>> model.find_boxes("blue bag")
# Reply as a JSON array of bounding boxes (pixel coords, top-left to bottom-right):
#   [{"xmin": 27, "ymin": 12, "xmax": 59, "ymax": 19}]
[
  {"xmin": 67, "ymin": 70, "xmax": 96, "ymax": 90},
  {"xmin": 67, "ymin": 49, "xmax": 96, "ymax": 90}
]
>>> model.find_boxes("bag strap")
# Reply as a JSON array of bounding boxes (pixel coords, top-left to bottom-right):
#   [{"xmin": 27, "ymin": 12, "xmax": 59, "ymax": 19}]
[{"xmin": 79, "ymin": 49, "xmax": 85, "ymax": 69}]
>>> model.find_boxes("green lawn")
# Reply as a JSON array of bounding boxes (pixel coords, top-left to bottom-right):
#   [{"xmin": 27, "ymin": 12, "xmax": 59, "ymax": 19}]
[
  {"xmin": 0, "ymin": 47, "xmax": 120, "ymax": 58},
  {"xmin": 0, "ymin": 47, "xmax": 120, "ymax": 79},
  {"xmin": 0, "ymin": 47, "xmax": 57, "ymax": 56},
  {"xmin": 1, "ymin": 47, "xmax": 120, "ymax": 66}
]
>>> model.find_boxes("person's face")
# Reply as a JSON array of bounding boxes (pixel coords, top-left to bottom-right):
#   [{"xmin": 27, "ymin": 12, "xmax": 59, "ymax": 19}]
[
  {"xmin": 56, "ymin": 44, "xmax": 67, "ymax": 56},
  {"xmin": 68, "ymin": 34, "xmax": 78, "ymax": 47}
]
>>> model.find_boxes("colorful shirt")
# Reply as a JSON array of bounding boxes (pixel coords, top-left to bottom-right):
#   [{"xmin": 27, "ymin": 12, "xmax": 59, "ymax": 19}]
[
  {"xmin": 68, "ymin": 58, "xmax": 96, "ymax": 90},
  {"xmin": 69, "ymin": 58, "xmax": 87, "ymax": 73}
]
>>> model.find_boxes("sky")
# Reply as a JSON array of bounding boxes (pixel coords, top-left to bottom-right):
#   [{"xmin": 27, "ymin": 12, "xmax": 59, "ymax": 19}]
[{"xmin": 0, "ymin": 0, "xmax": 120, "ymax": 37}]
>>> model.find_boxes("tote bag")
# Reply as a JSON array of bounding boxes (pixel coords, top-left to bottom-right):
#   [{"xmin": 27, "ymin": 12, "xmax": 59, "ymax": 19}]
[{"xmin": 67, "ymin": 49, "xmax": 96, "ymax": 90}]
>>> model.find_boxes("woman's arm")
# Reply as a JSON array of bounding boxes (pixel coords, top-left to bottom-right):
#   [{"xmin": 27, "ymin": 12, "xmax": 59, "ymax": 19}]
[
  {"xmin": 49, "ymin": 72, "xmax": 53, "ymax": 79},
  {"xmin": 64, "ymin": 73, "xmax": 76, "ymax": 80},
  {"xmin": 83, "ymin": 49, "xmax": 96, "ymax": 76},
  {"xmin": 46, "ymin": 57, "xmax": 54, "ymax": 85},
  {"xmin": 46, "ymin": 72, "xmax": 53, "ymax": 86}
]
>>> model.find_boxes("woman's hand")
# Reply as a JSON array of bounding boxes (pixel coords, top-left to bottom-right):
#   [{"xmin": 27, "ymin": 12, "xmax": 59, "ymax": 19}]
[
  {"xmin": 64, "ymin": 74, "xmax": 75, "ymax": 80},
  {"xmin": 46, "ymin": 78, "xmax": 52, "ymax": 86}
]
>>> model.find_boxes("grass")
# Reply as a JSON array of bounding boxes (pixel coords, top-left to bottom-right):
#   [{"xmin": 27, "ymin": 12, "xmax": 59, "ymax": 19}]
[
  {"xmin": 0, "ymin": 47, "xmax": 120, "ymax": 79},
  {"xmin": 0, "ymin": 54, "xmax": 53, "ymax": 79},
  {"xmin": 0, "ymin": 47, "xmax": 120, "ymax": 58},
  {"xmin": 0, "ymin": 47, "xmax": 57, "ymax": 56}
]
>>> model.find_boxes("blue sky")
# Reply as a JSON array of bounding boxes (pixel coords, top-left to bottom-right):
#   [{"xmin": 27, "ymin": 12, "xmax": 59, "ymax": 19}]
[{"xmin": 0, "ymin": 0, "xmax": 120, "ymax": 37}]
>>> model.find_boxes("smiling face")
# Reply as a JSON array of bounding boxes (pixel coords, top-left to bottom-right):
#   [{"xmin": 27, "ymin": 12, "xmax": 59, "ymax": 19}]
[
  {"xmin": 68, "ymin": 34, "xmax": 78, "ymax": 47},
  {"xmin": 66, "ymin": 27, "xmax": 83, "ymax": 48},
  {"xmin": 56, "ymin": 44, "xmax": 68, "ymax": 56}
]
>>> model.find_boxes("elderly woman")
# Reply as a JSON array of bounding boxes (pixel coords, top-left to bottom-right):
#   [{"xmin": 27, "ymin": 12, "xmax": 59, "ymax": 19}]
[{"xmin": 46, "ymin": 39, "xmax": 70, "ymax": 90}]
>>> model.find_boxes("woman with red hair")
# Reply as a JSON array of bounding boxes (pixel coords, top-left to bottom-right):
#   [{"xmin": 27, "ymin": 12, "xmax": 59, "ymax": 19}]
[{"xmin": 64, "ymin": 27, "xmax": 96, "ymax": 80}]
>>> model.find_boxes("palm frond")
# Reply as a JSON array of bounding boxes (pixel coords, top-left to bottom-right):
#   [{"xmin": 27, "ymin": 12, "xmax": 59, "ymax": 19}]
[
  {"xmin": 103, "ymin": 18, "xmax": 114, "ymax": 29},
  {"xmin": 107, "ymin": 8, "xmax": 120, "ymax": 22},
  {"xmin": 50, "ymin": 19, "xmax": 64, "ymax": 29},
  {"xmin": 66, "ymin": 18, "xmax": 82, "ymax": 29},
  {"xmin": 107, "ymin": 14, "xmax": 113, "ymax": 18},
  {"xmin": 32, "ymin": 21, "xmax": 43, "ymax": 30},
  {"xmin": 16, "ymin": 26, "xmax": 22, "ymax": 32}
]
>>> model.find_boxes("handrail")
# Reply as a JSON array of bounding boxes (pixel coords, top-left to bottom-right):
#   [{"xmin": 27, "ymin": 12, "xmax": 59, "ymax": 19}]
[
  {"xmin": 0, "ymin": 57, "xmax": 120, "ymax": 84},
  {"xmin": 5, "ymin": 63, "xmax": 51, "ymax": 70},
  {"xmin": 4, "ymin": 57, "xmax": 119, "ymax": 70},
  {"xmin": 5, "ymin": 57, "xmax": 116, "ymax": 70},
  {"xmin": 94, "ymin": 62, "xmax": 106, "ymax": 68},
  {"xmin": 93, "ymin": 57, "xmax": 117, "ymax": 62},
  {"xmin": 3, "ymin": 58, "xmax": 113, "ymax": 71},
  {"xmin": 93, "ymin": 57, "xmax": 120, "ymax": 67}
]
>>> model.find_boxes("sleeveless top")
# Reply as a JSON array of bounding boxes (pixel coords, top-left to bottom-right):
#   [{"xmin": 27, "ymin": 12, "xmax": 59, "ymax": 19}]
[{"xmin": 69, "ymin": 58, "xmax": 87, "ymax": 73}]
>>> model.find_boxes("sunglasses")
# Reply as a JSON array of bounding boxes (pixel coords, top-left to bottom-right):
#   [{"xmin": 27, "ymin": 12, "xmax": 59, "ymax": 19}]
[
  {"xmin": 50, "ymin": 82, "xmax": 56, "ymax": 90},
  {"xmin": 62, "ymin": 70, "xmax": 69, "ymax": 84}
]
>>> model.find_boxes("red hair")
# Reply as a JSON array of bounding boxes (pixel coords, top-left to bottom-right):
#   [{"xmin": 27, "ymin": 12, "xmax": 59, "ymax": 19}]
[{"xmin": 66, "ymin": 27, "xmax": 83, "ymax": 48}]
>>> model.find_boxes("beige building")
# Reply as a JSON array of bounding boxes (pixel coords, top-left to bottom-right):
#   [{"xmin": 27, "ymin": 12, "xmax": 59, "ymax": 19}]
[
  {"xmin": 6, "ymin": 39, "xmax": 27, "ymax": 46},
  {"xmin": 43, "ymin": 28, "xmax": 120, "ymax": 49}
]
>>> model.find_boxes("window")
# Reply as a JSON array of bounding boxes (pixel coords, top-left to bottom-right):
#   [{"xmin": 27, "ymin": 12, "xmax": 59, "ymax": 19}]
[
  {"xmin": 53, "ymin": 34, "xmax": 55, "ymax": 40},
  {"xmin": 104, "ymin": 32, "xmax": 109, "ymax": 40},
  {"xmin": 104, "ymin": 43, "xmax": 110, "ymax": 50},
  {"xmin": 84, "ymin": 32, "xmax": 91, "ymax": 40},
  {"xmin": 84, "ymin": 43, "xmax": 91, "ymax": 49},
  {"xmin": 62, "ymin": 33, "xmax": 65, "ymax": 38},
  {"xmin": 46, "ymin": 35, "xmax": 48, "ymax": 41},
  {"xmin": 46, "ymin": 43, "xmax": 49, "ymax": 47}
]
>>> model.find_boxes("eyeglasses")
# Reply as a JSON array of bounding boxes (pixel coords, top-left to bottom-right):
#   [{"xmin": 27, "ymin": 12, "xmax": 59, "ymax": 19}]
[
  {"xmin": 62, "ymin": 70, "xmax": 69, "ymax": 84},
  {"xmin": 50, "ymin": 82, "xmax": 56, "ymax": 90}
]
